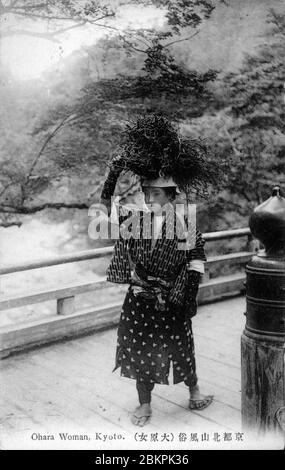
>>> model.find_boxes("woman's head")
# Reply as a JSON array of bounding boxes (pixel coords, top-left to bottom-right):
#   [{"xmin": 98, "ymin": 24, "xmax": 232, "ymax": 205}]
[{"xmin": 142, "ymin": 186, "xmax": 176, "ymax": 215}]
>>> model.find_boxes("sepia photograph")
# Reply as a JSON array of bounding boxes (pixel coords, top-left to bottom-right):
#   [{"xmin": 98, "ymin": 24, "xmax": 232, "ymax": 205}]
[{"xmin": 0, "ymin": 0, "xmax": 284, "ymax": 455}]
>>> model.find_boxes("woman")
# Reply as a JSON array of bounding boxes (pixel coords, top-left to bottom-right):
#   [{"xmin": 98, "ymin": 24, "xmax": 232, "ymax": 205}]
[{"xmin": 100, "ymin": 163, "xmax": 214, "ymax": 427}]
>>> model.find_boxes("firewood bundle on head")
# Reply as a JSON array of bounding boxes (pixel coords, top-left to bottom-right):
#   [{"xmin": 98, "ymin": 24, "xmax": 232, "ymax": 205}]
[{"xmin": 110, "ymin": 114, "xmax": 222, "ymax": 200}]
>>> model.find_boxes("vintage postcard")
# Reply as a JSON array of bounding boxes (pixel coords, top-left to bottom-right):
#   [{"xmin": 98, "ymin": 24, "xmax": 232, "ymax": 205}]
[{"xmin": 0, "ymin": 0, "xmax": 284, "ymax": 454}]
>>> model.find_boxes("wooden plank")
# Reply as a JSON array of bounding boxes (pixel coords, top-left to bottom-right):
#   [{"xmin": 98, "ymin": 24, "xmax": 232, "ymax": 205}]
[
  {"xmin": 0, "ymin": 361, "xmax": 128, "ymax": 449},
  {"xmin": 0, "ymin": 286, "xmax": 245, "ymax": 358},
  {"xmin": 0, "ymin": 299, "xmax": 245, "ymax": 449},
  {"xmin": 194, "ymin": 334, "xmax": 240, "ymax": 368},
  {"xmin": 196, "ymin": 355, "xmax": 240, "ymax": 383},
  {"xmin": 0, "ymin": 272, "xmax": 245, "ymax": 313},
  {"xmin": 0, "ymin": 247, "xmax": 114, "ymax": 276},
  {"xmin": 0, "ymin": 303, "xmax": 121, "ymax": 357},
  {"xmin": 0, "ymin": 366, "xmax": 79, "ymax": 431},
  {"xmin": 47, "ymin": 339, "xmax": 231, "ymax": 433},
  {"xmin": 57, "ymin": 296, "xmax": 75, "ymax": 315},
  {"xmin": 195, "ymin": 314, "xmax": 245, "ymax": 332},
  {"xmin": 0, "ymin": 397, "xmax": 54, "ymax": 450},
  {"xmin": 75, "ymin": 304, "xmax": 242, "ymax": 381},
  {"xmin": 0, "ymin": 228, "xmax": 250, "ymax": 276},
  {"xmin": 24, "ymin": 348, "xmax": 161, "ymax": 434},
  {"xmin": 0, "ymin": 336, "xmax": 237, "ymax": 449},
  {"xmin": 4, "ymin": 354, "xmax": 131, "ymax": 433},
  {"xmin": 42, "ymin": 342, "xmax": 171, "ymax": 431},
  {"xmin": 206, "ymin": 252, "xmax": 252, "ymax": 269},
  {"xmin": 195, "ymin": 378, "xmax": 241, "ymax": 411},
  {"xmin": 5, "ymin": 296, "xmax": 285, "ymax": 449},
  {"xmin": 91, "ymin": 334, "xmax": 242, "ymax": 394},
  {"xmin": 152, "ymin": 381, "xmax": 241, "ymax": 431},
  {"xmin": 0, "ymin": 279, "xmax": 108, "ymax": 311},
  {"xmin": 81, "ymin": 298, "xmax": 243, "ymax": 369},
  {"xmin": 198, "ymin": 273, "xmax": 245, "ymax": 303},
  {"xmin": 194, "ymin": 321, "xmax": 243, "ymax": 342},
  {"xmin": 54, "ymin": 331, "xmax": 242, "ymax": 431},
  {"xmin": 0, "ymin": 396, "xmax": 44, "ymax": 430},
  {"xmin": 203, "ymin": 227, "xmax": 250, "ymax": 242},
  {"xmin": 93, "ymin": 311, "xmax": 242, "ymax": 372}
]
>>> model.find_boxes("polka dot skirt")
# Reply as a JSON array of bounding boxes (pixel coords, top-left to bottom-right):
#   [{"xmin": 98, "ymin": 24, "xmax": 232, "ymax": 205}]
[{"xmin": 113, "ymin": 288, "xmax": 198, "ymax": 386}]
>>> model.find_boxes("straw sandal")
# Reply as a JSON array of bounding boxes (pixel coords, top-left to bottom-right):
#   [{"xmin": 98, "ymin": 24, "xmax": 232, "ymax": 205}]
[{"xmin": 189, "ymin": 395, "xmax": 214, "ymax": 410}]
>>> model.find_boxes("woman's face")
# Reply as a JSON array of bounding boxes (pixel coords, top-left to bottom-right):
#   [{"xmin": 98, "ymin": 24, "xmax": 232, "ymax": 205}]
[{"xmin": 142, "ymin": 186, "xmax": 173, "ymax": 215}]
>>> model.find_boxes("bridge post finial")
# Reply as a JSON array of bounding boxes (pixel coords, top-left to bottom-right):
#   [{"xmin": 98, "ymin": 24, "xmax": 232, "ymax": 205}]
[{"xmin": 241, "ymin": 186, "xmax": 285, "ymax": 438}]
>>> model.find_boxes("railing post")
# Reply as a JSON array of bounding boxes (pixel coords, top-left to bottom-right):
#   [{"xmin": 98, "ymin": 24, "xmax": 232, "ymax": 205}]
[
  {"xmin": 57, "ymin": 296, "xmax": 75, "ymax": 315},
  {"xmin": 241, "ymin": 186, "xmax": 285, "ymax": 436},
  {"xmin": 201, "ymin": 266, "xmax": 210, "ymax": 283}
]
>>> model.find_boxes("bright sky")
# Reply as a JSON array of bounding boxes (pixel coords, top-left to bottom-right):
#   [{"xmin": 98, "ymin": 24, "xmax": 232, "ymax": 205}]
[{"xmin": 1, "ymin": 5, "xmax": 165, "ymax": 81}]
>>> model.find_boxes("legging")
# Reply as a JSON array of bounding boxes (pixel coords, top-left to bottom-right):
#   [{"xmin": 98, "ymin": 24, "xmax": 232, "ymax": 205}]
[
  {"xmin": 136, "ymin": 381, "xmax": 155, "ymax": 405},
  {"xmin": 136, "ymin": 377, "xmax": 197, "ymax": 405}
]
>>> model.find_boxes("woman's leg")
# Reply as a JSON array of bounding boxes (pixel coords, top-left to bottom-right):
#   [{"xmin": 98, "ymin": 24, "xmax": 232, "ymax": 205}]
[
  {"xmin": 182, "ymin": 309, "xmax": 214, "ymax": 410},
  {"xmin": 136, "ymin": 380, "xmax": 155, "ymax": 405},
  {"xmin": 184, "ymin": 376, "xmax": 214, "ymax": 410},
  {"xmin": 131, "ymin": 380, "xmax": 154, "ymax": 427}
]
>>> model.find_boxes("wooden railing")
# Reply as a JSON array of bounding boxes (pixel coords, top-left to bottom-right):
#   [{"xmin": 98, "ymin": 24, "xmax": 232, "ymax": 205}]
[{"xmin": 0, "ymin": 228, "xmax": 257, "ymax": 358}]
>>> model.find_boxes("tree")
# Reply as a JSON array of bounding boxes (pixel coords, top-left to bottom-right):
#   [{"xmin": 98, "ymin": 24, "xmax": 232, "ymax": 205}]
[
  {"xmin": 222, "ymin": 8, "xmax": 285, "ymax": 210},
  {"xmin": 0, "ymin": 1, "xmax": 222, "ymax": 41},
  {"xmin": 0, "ymin": 0, "xmax": 116, "ymax": 42},
  {"xmin": 0, "ymin": 0, "xmax": 226, "ymax": 223},
  {"xmin": 155, "ymin": 7, "xmax": 285, "ymax": 228}
]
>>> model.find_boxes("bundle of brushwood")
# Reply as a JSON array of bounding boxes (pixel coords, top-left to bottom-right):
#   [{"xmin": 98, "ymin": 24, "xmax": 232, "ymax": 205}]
[{"xmin": 109, "ymin": 114, "xmax": 224, "ymax": 200}]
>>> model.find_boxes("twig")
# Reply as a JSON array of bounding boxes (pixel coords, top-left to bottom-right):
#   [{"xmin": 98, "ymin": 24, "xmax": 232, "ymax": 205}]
[
  {"xmin": 164, "ymin": 29, "xmax": 200, "ymax": 48},
  {"xmin": 0, "ymin": 202, "xmax": 89, "ymax": 214}
]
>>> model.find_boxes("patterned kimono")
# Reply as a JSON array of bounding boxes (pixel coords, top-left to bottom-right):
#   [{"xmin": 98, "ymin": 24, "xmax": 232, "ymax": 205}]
[{"xmin": 106, "ymin": 205, "xmax": 206, "ymax": 386}]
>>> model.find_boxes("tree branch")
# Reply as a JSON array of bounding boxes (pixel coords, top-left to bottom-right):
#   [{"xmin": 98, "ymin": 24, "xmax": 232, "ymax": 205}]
[
  {"xmin": 26, "ymin": 114, "xmax": 73, "ymax": 182},
  {"xmin": 0, "ymin": 181, "xmax": 19, "ymax": 198},
  {"xmin": 118, "ymin": 34, "xmax": 147, "ymax": 53},
  {"xmin": 10, "ymin": 2, "xmax": 47, "ymax": 11},
  {"xmin": 2, "ymin": 10, "xmax": 116, "ymax": 40},
  {"xmin": 1, "ymin": 29, "xmax": 61, "ymax": 42},
  {"xmin": 164, "ymin": 29, "xmax": 200, "ymax": 47},
  {"xmin": 9, "ymin": 10, "xmax": 81, "ymax": 21},
  {"xmin": 24, "ymin": 106, "xmax": 97, "ymax": 189},
  {"xmin": 0, "ymin": 202, "xmax": 89, "ymax": 214},
  {"xmin": 50, "ymin": 21, "xmax": 88, "ymax": 36},
  {"xmin": 11, "ymin": 10, "xmax": 116, "ymax": 24}
]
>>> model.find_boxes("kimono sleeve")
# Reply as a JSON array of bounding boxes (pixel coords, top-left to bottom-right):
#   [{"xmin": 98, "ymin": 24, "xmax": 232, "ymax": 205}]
[
  {"xmin": 186, "ymin": 229, "xmax": 207, "ymax": 263},
  {"xmin": 168, "ymin": 227, "xmax": 206, "ymax": 311},
  {"xmin": 106, "ymin": 208, "xmax": 133, "ymax": 284},
  {"xmin": 176, "ymin": 212, "xmax": 207, "ymax": 265},
  {"xmin": 184, "ymin": 229, "xmax": 206, "ymax": 316}
]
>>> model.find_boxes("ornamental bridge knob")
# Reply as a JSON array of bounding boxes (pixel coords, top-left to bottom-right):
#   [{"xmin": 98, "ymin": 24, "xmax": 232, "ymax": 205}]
[
  {"xmin": 241, "ymin": 186, "xmax": 285, "ymax": 439},
  {"xmin": 249, "ymin": 185, "xmax": 285, "ymax": 256}
]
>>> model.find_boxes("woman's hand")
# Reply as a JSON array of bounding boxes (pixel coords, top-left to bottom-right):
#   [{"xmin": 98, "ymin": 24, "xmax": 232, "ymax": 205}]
[
  {"xmin": 130, "ymin": 271, "xmax": 151, "ymax": 290},
  {"xmin": 100, "ymin": 156, "xmax": 124, "ymax": 213},
  {"xmin": 108, "ymin": 155, "xmax": 124, "ymax": 175}
]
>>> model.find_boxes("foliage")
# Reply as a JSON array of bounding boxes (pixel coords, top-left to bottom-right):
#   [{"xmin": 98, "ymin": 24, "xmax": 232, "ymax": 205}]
[
  {"xmin": 1, "ymin": 1, "xmax": 223, "ymax": 40},
  {"xmin": 1, "ymin": 1, "xmax": 284, "ymax": 232},
  {"xmin": 222, "ymin": 8, "xmax": 285, "ymax": 208},
  {"xmin": 0, "ymin": 0, "xmax": 224, "ymax": 222}
]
